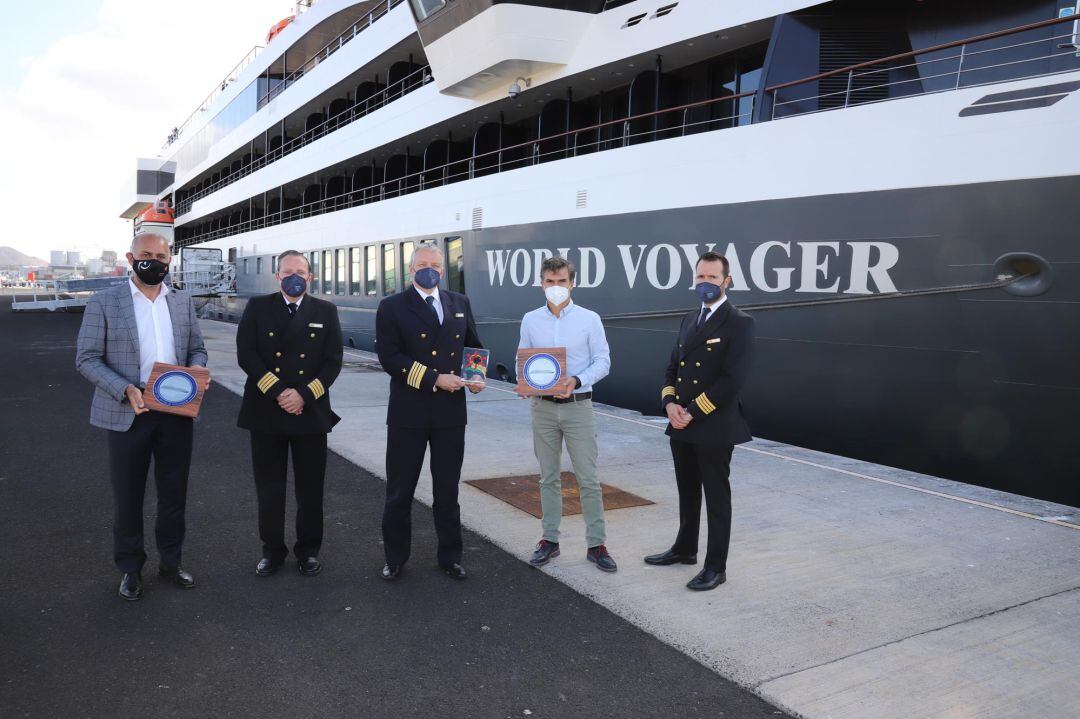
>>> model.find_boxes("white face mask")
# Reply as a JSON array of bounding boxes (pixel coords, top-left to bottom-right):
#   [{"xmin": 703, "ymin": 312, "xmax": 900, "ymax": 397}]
[{"xmin": 544, "ymin": 285, "xmax": 570, "ymax": 306}]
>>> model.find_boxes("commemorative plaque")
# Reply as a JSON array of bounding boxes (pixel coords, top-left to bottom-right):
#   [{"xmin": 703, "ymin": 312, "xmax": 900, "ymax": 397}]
[
  {"xmin": 515, "ymin": 348, "xmax": 568, "ymax": 397},
  {"xmin": 142, "ymin": 362, "xmax": 211, "ymax": 418}
]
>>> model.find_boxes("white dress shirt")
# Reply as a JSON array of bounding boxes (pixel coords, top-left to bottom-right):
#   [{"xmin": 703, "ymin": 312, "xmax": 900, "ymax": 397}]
[
  {"xmin": 130, "ymin": 278, "xmax": 177, "ymax": 384},
  {"xmin": 281, "ymin": 292, "xmax": 304, "ymax": 310},
  {"xmin": 699, "ymin": 294, "xmax": 728, "ymax": 324},
  {"xmin": 415, "ymin": 285, "xmax": 443, "ymax": 325},
  {"xmin": 518, "ymin": 300, "xmax": 610, "ymax": 394}
]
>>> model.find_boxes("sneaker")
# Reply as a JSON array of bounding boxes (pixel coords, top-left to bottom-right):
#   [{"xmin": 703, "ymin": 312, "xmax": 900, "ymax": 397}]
[
  {"xmin": 587, "ymin": 544, "xmax": 618, "ymax": 573},
  {"xmin": 529, "ymin": 539, "xmax": 560, "ymax": 566}
]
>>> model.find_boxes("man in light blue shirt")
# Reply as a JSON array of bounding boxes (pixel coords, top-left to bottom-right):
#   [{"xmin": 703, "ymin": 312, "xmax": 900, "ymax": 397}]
[{"xmin": 517, "ymin": 256, "xmax": 616, "ymax": 572}]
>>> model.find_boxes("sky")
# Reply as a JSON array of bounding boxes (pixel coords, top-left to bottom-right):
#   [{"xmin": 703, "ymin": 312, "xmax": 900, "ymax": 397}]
[{"xmin": 0, "ymin": 0, "xmax": 283, "ymax": 263}]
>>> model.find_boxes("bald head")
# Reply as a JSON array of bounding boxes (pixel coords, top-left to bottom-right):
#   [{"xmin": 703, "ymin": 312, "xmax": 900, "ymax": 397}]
[{"xmin": 128, "ymin": 232, "xmax": 171, "ymax": 262}]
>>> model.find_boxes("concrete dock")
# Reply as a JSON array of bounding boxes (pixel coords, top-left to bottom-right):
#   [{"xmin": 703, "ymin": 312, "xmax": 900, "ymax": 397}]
[{"xmin": 198, "ymin": 319, "xmax": 1080, "ymax": 719}]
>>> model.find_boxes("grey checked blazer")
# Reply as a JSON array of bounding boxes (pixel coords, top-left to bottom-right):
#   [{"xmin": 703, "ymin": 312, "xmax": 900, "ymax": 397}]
[{"xmin": 75, "ymin": 282, "xmax": 208, "ymax": 431}]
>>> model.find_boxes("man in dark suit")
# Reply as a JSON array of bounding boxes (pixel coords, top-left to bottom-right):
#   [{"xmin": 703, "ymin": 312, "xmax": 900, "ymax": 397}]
[
  {"xmin": 75, "ymin": 232, "xmax": 209, "ymax": 601},
  {"xmin": 644, "ymin": 251, "xmax": 755, "ymax": 591},
  {"xmin": 236, "ymin": 250, "xmax": 343, "ymax": 578},
  {"xmin": 376, "ymin": 244, "xmax": 484, "ymax": 581}
]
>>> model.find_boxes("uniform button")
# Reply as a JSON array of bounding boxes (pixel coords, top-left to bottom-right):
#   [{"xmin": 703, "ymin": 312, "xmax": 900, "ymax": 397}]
[
  {"xmin": 677, "ymin": 378, "xmax": 682, "ymax": 383},
  {"xmin": 310, "ymin": 333, "xmax": 316, "ymax": 338},
  {"xmin": 680, "ymin": 361, "xmax": 685, "ymax": 367},
  {"xmin": 431, "ymin": 351, "xmax": 437, "ymax": 356},
  {"xmin": 268, "ymin": 332, "xmax": 274, "ymax": 337},
  {"xmin": 693, "ymin": 380, "xmax": 699, "ymax": 384},
  {"xmin": 421, "ymin": 333, "xmax": 427, "ymax": 339},
  {"xmin": 450, "ymin": 352, "xmax": 455, "ymax": 357},
  {"xmin": 275, "ymin": 367, "xmax": 280, "ymax": 372},
  {"xmin": 455, "ymin": 334, "xmax": 460, "ymax": 339},
  {"xmin": 300, "ymin": 354, "xmax": 306, "ymax": 359},
  {"xmin": 275, "ymin": 352, "xmax": 282, "ymax": 357},
  {"xmin": 299, "ymin": 370, "xmax": 305, "ymax": 375},
  {"xmin": 695, "ymin": 362, "xmax": 701, "ymax": 367},
  {"xmin": 707, "ymin": 348, "xmax": 712, "ymax": 352},
  {"xmin": 675, "ymin": 395, "xmax": 680, "ymax": 400}
]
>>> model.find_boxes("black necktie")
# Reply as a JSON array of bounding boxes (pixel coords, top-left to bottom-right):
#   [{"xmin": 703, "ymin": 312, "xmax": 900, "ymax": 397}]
[
  {"xmin": 697, "ymin": 306, "xmax": 709, "ymax": 329},
  {"xmin": 425, "ymin": 295, "xmax": 439, "ymax": 323},
  {"xmin": 287, "ymin": 302, "xmax": 298, "ymax": 316}
]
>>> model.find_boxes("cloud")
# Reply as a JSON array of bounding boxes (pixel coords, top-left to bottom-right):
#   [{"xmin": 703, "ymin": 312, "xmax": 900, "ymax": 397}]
[{"xmin": 0, "ymin": 0, "xmax": 277, "ymax": 260}]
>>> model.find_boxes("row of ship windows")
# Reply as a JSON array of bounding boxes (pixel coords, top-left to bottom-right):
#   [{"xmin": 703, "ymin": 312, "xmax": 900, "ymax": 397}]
[{"xmin": 240, "ymin": 237, "xmax": 465, "ymax": 298}]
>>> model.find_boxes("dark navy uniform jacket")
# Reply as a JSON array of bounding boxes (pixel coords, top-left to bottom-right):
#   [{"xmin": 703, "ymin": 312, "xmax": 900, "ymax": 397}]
[
  {"xmin": 375, "ymin": 288, "xmax": 482, "ymax": 429},
  {"xmin": 237, "ymin": 292, "xmax": 343, "ymax": 435},
  {"xmin": 661, "ymin": 300, "xmax": 754, "ymax": 446}
]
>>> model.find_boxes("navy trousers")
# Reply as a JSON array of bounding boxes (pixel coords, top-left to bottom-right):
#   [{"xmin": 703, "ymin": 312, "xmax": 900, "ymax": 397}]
[
  {"xmin": 670, "ymin": 438, "xmax": 734, "ymax": 573},
  {"xmin": 107, "ymin": 412, "xmax": 194, "ymax": 573},
  {"xmin": 382, "ymin": 425, "xmax": 466, "ymax": 568}
]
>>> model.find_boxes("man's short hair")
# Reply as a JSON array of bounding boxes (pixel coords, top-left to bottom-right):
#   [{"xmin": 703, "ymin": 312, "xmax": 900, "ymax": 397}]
[
  {"xmin": 696, "ymin": 251, "xmax": 730, "ymax": 277},
  {"xmin": 541, "ymin": 256, "xmax": 576, "ymax": 283},
  {"xmin": 277, "ymin": 249, "xmax": 311, "ymax": 272},
  {"xmin": 411, "ymin": 243, "xmax": 444, "ymax": 267}
]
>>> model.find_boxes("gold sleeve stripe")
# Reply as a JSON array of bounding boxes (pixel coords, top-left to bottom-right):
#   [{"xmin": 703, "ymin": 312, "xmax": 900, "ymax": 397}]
[
  {"xmin": 661, "ymin": 386, "xmax": 677, "ymax": 399},
  {"xmin": 257, "ymin": 372, "xmax": 279, "ymax": 394},
  {"xmin": 694, "ymin": 394, "xmax": 717, "ymax": 415},
  {"xmin": 307, "ymin": 379, "xmax": 325, "ymax": 400},
  {"xmin": 407, "ymin": 362, "xmax": 428, "ymax": 390}
]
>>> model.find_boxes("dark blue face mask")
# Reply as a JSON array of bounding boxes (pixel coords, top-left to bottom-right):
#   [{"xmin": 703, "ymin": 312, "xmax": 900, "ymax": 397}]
[
  {"xmin": 281, "ymin": 273, "xmax": 307, "ymax": 298},
  {"xmin": 695, "ymin": 281, "xmax": 723, "ymax": 304},
  {"xmin": 414, "ymin": 267, "xmax": 441, "ymax": 290}
]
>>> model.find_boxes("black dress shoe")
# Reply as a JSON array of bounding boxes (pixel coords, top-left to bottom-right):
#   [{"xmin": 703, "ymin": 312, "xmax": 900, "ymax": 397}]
[
  {"xmin": 297, "ymin": 556, "xmax": 321, "ymax": 577},
  {"xmin": 441, "ymin": 563, "xmax": 467, "ymax": 580},
  {"xmin": 158, "ymin": 565, "xmax": 196, "ymax": 589},
  {"xmin": 118, "ymin": 572, "xmax": 142, "ymax": 601},
  {"xmin": 644, "ymin": 549, "xmax": 698, "ymax": 566},
  {"xmin": 256, "ymin": 557, "xmax": 283, "ymax": 576},
  {"xmin": 381, "ymin": 564, "xmax": 401, "ymax": 581},
  {"xmin": 686, "ymin": 568, "xmax": 726, "ymax": 591}
]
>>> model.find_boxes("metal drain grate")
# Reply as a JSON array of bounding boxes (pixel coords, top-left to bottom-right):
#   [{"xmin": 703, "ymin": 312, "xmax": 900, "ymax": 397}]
[{"xmin": 465, "ymin": 472, "xmax": 653, "ymax": 518}]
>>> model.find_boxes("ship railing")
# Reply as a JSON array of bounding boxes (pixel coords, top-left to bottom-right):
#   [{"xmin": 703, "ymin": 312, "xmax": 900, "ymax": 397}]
[
  {"xmin": 163, "ymin": 45, "xmax": 264, "ymax": 151},
  {"xmin": 769, "ymin": 14, "xmax": 1080, "ymax": 120},
  {"xmin": 176, "ymin": 63, "xmax": 432, "ymax": 216},
  {"xmin": 257, "ymin": 0, "xmax": 406, "ymax": 110},
  {"xmin": 177, "ymin": 98, "xmax": 757, "ymax": 246},
  {"xmin": 171, "ymin": 264, "xmax": 237, "ymax": 297}
]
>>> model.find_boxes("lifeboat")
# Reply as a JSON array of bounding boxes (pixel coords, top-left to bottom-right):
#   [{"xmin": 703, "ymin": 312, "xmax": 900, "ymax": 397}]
[
  {"xmin": 134, "ymin": 201, "xmax": 175, "ymax": 246},
  {"xmin": 266, "ymin": 16, "xmax": 294, "ymax": 44}
]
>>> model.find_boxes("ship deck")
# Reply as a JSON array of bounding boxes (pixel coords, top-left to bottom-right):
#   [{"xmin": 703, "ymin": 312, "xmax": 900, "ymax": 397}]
[{"xmin": 3, "ymin": 295, "xmax": 1079, "ymax": 718}]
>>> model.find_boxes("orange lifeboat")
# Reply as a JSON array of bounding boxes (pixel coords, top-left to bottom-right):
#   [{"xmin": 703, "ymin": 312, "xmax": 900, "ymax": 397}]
[
  {"xmin": 135, "ymin": 201, "xmax": 175, "ymax": 230},
  {"xmin": 266, "ymin": 16, "xmax": 295, "ymax": 44}
]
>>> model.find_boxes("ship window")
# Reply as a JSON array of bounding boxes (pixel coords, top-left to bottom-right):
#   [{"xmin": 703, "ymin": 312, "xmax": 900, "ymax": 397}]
[
  {"xmin": 243, "ymin": 259, "xmax": 249, "ymax": 275},
  {"xmin": 336, "ymin": 249, "xmax": 346, "ymax": 295},
  {"xmin": 401, "ymin": 242, "xmax": 415, "ymax": 288},
  {"xmin": 409, "ymin": 0, "xmax": 445, "ymax": 22},
  {"xmin": 446, "ymin": 237, "xmax": 464, "ymax": 293},
  {"xmin": 383, "ymin": 243, "xmax": 397, "ymax": 295},
  {"xmin": 310, "ymin": 252, "xmax": 320, "ymax": 294},
  {"xmin": 350, "ymin": 248, "xmax": 361, "ymax": 295},
  {"xmin": 256, "ymin": 257, "xmax": 263, "ymax": 274},
  {"xmin": 365, "ymin": 246, "xmax": 377, "ymax": 296},
  {"xmin": 323, "ymin": 250, "xmax": 332, "ymax": 294},
  {"xmin": 271, "ymin": 255, "xmax": 278, "ymax": 273}
]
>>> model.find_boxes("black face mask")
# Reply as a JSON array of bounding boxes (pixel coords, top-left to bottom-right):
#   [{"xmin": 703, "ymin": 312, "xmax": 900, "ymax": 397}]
[{"xmin": 132, "ymin": 259, "xmax": 169, "ymax": 286}]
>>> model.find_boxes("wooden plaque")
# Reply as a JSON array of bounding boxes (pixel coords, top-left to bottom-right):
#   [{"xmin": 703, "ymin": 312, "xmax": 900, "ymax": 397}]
[
  {"xmin": 142, "ymin": 362, "xmax": 211, "ymax": 418},
  {"xmin": 515, "ymin": 347, "xmax": 568, "ymax": 396}
]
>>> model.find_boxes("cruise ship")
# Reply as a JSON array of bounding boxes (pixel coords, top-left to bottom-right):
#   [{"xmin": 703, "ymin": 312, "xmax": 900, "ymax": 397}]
[{"xmin": 120, "ymin": 0, "xmax": 1080, "ymax": 507}]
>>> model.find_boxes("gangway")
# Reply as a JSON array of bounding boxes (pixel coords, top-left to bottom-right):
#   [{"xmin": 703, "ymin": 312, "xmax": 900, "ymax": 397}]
[{"xmin": 10, "ymin": 263, "xmax": 236, "ymax": 312}]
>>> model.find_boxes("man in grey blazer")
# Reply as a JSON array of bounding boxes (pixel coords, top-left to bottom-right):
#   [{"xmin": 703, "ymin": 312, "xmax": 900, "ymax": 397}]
[{"xmin": 75, "ymin": 232, "xmax": 209, "ymax": 601}]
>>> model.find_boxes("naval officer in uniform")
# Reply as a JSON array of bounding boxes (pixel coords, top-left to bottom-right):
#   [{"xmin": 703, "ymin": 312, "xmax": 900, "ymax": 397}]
[
  {"xmin": 645, "ymin": 251, "xmax": 755, "ymax": 591},
  {"xmin": 236, "ymin": 250, "xmax": 343, "ymax": 577},
  {"xmin": 376, "ymin": 244, "xmax": 484, "ymax": 581}
]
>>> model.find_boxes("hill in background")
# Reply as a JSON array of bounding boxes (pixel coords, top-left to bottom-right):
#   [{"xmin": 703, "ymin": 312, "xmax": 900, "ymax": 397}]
[{"xmin": 0, "ymin": 247, "xmax": 49, "ymax": 268}]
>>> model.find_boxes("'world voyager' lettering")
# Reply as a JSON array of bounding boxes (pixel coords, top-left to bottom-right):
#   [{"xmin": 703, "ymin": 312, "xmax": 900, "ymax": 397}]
[{"xmin": 485, "ymin": 242, "xmax": 899, "ymax": 294}]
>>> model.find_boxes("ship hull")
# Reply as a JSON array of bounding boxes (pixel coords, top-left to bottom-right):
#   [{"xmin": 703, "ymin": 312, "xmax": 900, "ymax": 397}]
[{"xmin": 219, "ymin": 174, "xmax": 1079, "ymax": 506}]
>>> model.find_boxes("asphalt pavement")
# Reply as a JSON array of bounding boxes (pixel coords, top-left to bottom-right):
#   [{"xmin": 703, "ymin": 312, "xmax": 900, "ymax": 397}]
[{"xmin": 0, "ymin": 295, "xmax": 790, "ymax": 719}]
